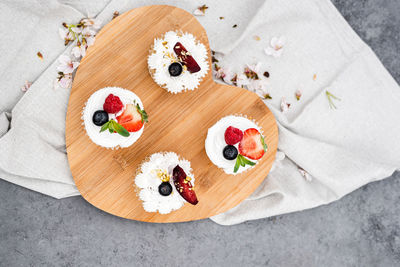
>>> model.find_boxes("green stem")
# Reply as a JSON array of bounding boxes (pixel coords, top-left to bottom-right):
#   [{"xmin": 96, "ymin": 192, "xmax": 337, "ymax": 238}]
[{"xmin": 326, "ymin": 90, "xmax": 341, "ymax": 109}]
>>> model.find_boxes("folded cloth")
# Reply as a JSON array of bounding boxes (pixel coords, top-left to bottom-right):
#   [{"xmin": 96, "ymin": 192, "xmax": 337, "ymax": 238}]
[{"xmin": 0, "ymin": 0, "xmax": 399, "ymax": 224}]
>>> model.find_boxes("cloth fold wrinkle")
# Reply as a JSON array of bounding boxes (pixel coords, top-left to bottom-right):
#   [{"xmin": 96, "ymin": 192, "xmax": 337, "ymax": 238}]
[{"xmin": 0, "ymin": 112, "xmax": 11, "ymax": 138}]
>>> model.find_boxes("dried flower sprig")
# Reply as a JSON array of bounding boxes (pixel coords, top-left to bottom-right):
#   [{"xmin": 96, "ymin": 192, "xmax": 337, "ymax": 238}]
[
  {"xmin": 326, "ymin": 90, "xmax": 341, "ymax": 109},
  {"xmin": 244, "ymin": 66, "xmax": 259, "ymax": 80},
  {"xmin": 37, "ymin": 52, "xmax": 44, "ymax": 61},
  {"xmin": 59, "ymin": 18, "xmax": 99, "ymax": 48},
  {"xmin": 211, "ymin": 50, "xmax": 219, "ymax": 63},
  {"xmin": 112, "ymin": 11, "xmax": 120, "ymax": 20},
  {"xmin": 193, "ymin": 5, "xmax": 208, "ymax": 16},
  {"xmin": 55, "ymin": 17, "xmax": 101, "ymax": 89},
  {"xmin": 295, "ymin": 90, "xmax": 302, "ymax": 101},
  {"xmin": 212, "ymin": 62, "xmax": 271, "ymax": 98},
  {"xmin": 264, "ymin": 94, "xmax": 272, "ymax": 100}
]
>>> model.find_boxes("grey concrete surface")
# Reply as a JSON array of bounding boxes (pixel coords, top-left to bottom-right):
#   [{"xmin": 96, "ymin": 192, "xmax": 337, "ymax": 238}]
[{"xmin": 1, "ymin": 0, "xmax": 400, "ymax": 266}]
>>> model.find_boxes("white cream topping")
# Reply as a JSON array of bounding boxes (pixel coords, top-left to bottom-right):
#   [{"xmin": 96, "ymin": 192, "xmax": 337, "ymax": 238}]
[
  {"xmin": 147, "ymin": 31, "xmax": 209, "ymax": 94},
  {"xmin": 83, "ymin": 87, "xmax": 144, "ymax": 148},
  {"xmin": 205, "ymin": 115, "xmax": 261, "ymax": 175},
  {"xmin": 135, "ymin": 152, "xmax": 195, "ymax": 214}
]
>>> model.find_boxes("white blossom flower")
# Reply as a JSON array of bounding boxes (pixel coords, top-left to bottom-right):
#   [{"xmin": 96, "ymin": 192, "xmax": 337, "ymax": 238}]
[
  {"xmin": 276, "ymin": 151, "xmax": 285, "ymax": 161},
  {"xmin": 213, "ymin": 66, "xmax": 226, "ymax": 79},
  {"xmin": 298, "ymin": 167, "xmax": 312, "ymax": 181},
  {"xmin": 247, "ymin": 79, "xmax": 268, "ymax": 97},
  {"xmin": 244, "ymin": 62, "xmax": 262, "ymax": 80},
  {"xmin": 295, "ymin": 90, "xmax": 302, "ymax": 101},
  {"xmin": 82, "ymin": 27, "xmax": 96, "ymax": 38},
  {"xmin": 58, "ymin": 76, "xmax": 72, "ymax": 89},
  {"xmin": 58, "ymin": 27, "xmax": 73, "ymax": 42},
  {"xmin": 71, "ymin": 45, "xmax": 87, "ymax": 58},
  {"xmin": 193, "ymin": 9, "xmax": 205, "ymax": 16},
  {"xmin": 230, "ymin": 73, "xmax": 249, "ymax": 88},
  {"xmin": 264, "ymin": 36, "xmax": 286, "ymax": 58},
  {"xmin": 57, "ymin": 55, "xmax": 79, "ymax": 74},
  {"xmin": 235, "ymin": 73, "xmax": 250, "ymax": 88},
  {"xmin": 21, "ymin": 81, "xmax": 32, "ymax": 92},
  {"xmin": 81, "ymin": 18, "xmax": 102, "ymax": 29},
  {"xmin": 81, "ymin": 27, "xmax": 96, "ymax": 47},
  {"xmin": 247, "ymin": 62, "xmax": 262, "ymax": 74},
  {"xmin": 280, "ymin": 97, "xmax": 290, "ymax": 113},
  {"xmin": 54, "ymin": 73, "xmax": 73, "ymax": 89},
  {"xmin": 213, "ymin": 64, "xmax": 235, "ymax": 85},
  {"xmin": 222, "ymin": 70, "xmax": 235, "ymax": 84},
  {"xmin": 70, "ymin": 26, "xmax": 82, "ymax": 34},
  {"xmin": 85, "ymin": 36, "xmax": 96, "ymax": 46}
]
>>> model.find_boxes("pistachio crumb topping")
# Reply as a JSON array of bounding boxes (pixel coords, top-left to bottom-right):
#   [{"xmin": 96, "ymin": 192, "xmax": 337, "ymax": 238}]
[{"xmin": 155, "ymin": 169, "xmax": 170, "ymax": 182}]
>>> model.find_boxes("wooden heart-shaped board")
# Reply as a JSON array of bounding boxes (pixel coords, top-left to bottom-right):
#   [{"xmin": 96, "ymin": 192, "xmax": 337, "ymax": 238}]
[{"xmin": 66, "ymin": 5, "xmax": 278, "ymax": 223}]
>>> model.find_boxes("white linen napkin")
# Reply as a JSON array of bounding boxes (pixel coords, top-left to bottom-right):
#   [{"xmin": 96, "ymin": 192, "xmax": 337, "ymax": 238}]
[{"xmin": 0, "ymin": 0, "xmax": 399, "ymax": 224}]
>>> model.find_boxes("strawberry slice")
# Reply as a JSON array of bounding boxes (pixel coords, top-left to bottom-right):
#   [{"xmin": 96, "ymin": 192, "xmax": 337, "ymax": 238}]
[
  {"xmin": 116, "ymin": 103, "xmax": 148, "ymax": 132},
  {"xmin": 173, "ymin": 42, "xmax": 201, "ymax": 73},
  {"xmin": 172, "ymin": 165, "xmax": 198, "ymax": 205},
  {"xmin": 238, "ymin": 128, "xmax": 267, "ymax": 160}
]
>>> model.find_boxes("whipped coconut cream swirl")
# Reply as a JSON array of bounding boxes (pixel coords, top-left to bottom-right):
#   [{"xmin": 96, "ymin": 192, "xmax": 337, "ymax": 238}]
[
  {"xmin": 148, "ymin": 31, "xmax": 209, "ymax": 94},
  {"xmin": 82, "ymin": 87, "xmax": 144, "ymax": 149}
]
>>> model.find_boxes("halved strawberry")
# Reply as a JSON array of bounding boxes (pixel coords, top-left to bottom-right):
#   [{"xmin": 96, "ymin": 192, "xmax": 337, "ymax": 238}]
[
  {"xmin": 173, "ymin": 42, "xmax": 201, "ymax": 73},
  {"xmin": 172, "ymin": 165, "xmax": 198, "ymax": 205},
  {"xmin": 116, "ymin": 103, "xmax": 148, "ymax": 132},
  {"xmin": 238, "ymin": 128, "xmax": 267, "ymax": 160}
]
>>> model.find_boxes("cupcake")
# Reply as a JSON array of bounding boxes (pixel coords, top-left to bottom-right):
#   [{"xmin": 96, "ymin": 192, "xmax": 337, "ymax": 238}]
[
  {"xmin": 135, "ymin": 152, "xmax": 198, "ymax": 214},
  {"xmin": 205, "ymin": 115, "xmax": 267, "ymax": 175},
  {"xmin": 82, "ymin": 87, "xmax": 148, "ymax": 149},
  {"xmin": 147, "ymin": 31, "xmax": 209, "ymax": 94}
]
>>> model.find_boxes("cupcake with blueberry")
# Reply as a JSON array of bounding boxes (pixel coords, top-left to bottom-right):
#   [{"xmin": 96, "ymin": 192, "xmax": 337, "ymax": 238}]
[
  {"xmin": 147, "ymin": 31, "xmax": 209, "ymax": 94},
  {"xmin": 205, "ymin": 115, "xmax": 267, "ymax": 174},
  {"xmin": 82, "ymin": 87, "xmax": 148, "ymax": 149},
  {"xmin": 135, "ymin": 152, "xmax": 198, "ymax": 214}
]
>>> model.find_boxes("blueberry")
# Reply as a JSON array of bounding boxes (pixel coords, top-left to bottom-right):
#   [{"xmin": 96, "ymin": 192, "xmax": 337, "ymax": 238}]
[
  {"xmin": 92, "ymin": 110, "xmax": 109, "ymax": 126},
  {"xmin": 168, "ymin": 62, "xmax": 183, "ymax": 77},
  {"xmin": 223, "ymin": 145, "xmax": 238, "ymax": 160},
  {"xmin": 158, "ymin": 182, "xmax": 173, "ymax": 196}
]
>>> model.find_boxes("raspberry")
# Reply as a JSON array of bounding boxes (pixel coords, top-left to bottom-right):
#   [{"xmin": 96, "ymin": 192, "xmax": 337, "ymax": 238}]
[
  {"xmin": 103, "ymin": 94, "xmax": 123, "ymax": 114},
  {"xmin": 224, "ymin": 126, "xmax": 243, "ymax": 145}
]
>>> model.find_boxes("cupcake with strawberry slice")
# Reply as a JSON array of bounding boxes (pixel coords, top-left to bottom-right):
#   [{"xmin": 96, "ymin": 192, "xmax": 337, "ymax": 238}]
[
  {"xmin": 205, "ymin": 115, "xmax": 267, "ymax": 174},
  {"xmin": 135, "ymin": 152, "xmax": 198, "ymax": 214},
  {"xmin": 147, "ymin": 31, "xmax": 209, "ymax": 94},
  {"xmin": 82, "ymin": 87, "xmax": 148, "ymax": 149}
]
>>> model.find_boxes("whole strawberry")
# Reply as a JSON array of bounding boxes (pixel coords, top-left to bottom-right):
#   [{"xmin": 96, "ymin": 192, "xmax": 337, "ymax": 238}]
[
  {"xmin": 103, "ymin": 94, "xmax": 123, "ymax": 114},
  {"xmin": 224, "ymin": 126, "xmax": 243, "ymax": 145}
]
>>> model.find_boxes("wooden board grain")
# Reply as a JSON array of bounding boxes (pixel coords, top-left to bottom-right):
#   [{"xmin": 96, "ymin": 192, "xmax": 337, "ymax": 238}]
[{"xmin": 66, "ymin": 5, "xmax": 278, "ymax": 223}]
